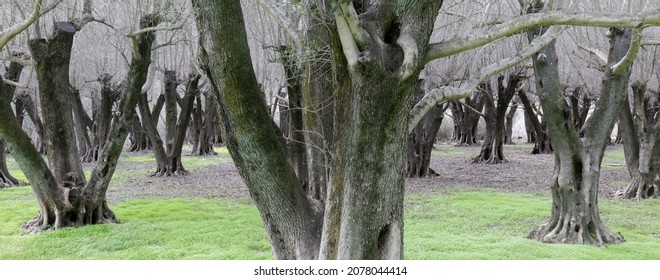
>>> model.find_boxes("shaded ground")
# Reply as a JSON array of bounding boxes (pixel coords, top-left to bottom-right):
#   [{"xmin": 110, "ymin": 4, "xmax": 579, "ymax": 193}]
[
  {"xmin": 407, "ymin": 143, "xmax": 629, "ymax": 196},
  {"xmin": 99, "ymin": 142, "xmax": 630, "ymax": 204}
]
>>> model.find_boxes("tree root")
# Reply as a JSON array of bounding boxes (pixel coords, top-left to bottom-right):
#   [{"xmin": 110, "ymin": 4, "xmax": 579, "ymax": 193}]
[
  {"xmin": 613, "ymin": 176, "xmax": 659, "ymax": 200},
  {"xmin": 528, "ymin": 217, "xmax": 624, "ymax": 246}
]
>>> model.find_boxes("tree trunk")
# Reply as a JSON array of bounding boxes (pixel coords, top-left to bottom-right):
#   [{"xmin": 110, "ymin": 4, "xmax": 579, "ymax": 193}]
[
  {"xmin": 519, "ymin": 89, "xmax": 553, "ymax": 154},
  {"xmin": 0, "ymin": 15, "xmax": 160, "ymax": 232},
  {"xmin": 71, "ymin": 88, "xmax": 93, "ymax": 161},
  {"xmin": 300, "ymin": 2, "xmax": 336, "ymax": 201},
  {"xmin": 569, "ymin": 85, "xmax": 591, "ymax": 137},
  {"xmin": 29, "ymin": 21, "xmax": 85, "ymax": 184},
  {"xmin": 138, "ymin": 71, "xmax": 199, "ymax": 176},
  {"xmin": 0, "ymin": 140, "xmax": 21, "ymax": 187},
  {"xmin": 15, "ymin": 92, "xmax": 47, "ymax": 154},
  {"xmin": 450, "ymin": 92, "xmax": 484, "ymax": 146},
  {"xmin": 195, "ymin": 0, "xmax": 322, "ymax": 259},
  {"xmin": 614, "ymin": 81, "xmax": 660, "ymax": 199},
  {"xmin": 191, "ymin": 90, "xmax": 218, "ymax": 156},
  {"xmin": 473, "ymin": 74, "xmax": 521, "ymax": 164},
  {"xmin": 280, "ymin": 46, "xmax": 308, "ymax": 185},
  {"xmin": 0, "ymin": 55, "xmax": 25, "ymax": 187},
  {"xmin": 83, "ymin": 74, "xmax": 118, "ymax": 162},
  {"xmin": 407, "ymin": 80, "xmax": 446, "ymax": 177},
  {"xmin": 504, "ymin": 97, "xmax": 519, "ymax": 144},
  {"xmin": 526, "ymin": 11, "xmax": 628, "ymax": 245},
  {"xmin": 128, "ymin": 113, "xmax": 152, "ymax": 152}
]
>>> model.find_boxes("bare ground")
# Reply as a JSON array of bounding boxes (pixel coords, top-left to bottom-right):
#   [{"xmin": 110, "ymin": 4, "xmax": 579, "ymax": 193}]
[{"xmin": 103, "ymin": 143, "xmax": 631, "ymax": 204}]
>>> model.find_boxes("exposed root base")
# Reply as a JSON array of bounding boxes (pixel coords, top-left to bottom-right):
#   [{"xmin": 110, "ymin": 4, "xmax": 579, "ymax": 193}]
[
  {"xmin": 21, "ymin": 204, "xmax": 119, "ymax": 235},
  {"xmin": 150, "ymin": 167, "xmax": 189, "ymax": 177},
  {"xmin": 471, "ymin": 155, "xmax": 507, "ymax": 165},
  {"xmin": 613, "ymin": 180, "xmax": 659, "ymax": 200},
  {"xmin": 527, "ymin": 221, "xmax": 624, "ymax": 246}
]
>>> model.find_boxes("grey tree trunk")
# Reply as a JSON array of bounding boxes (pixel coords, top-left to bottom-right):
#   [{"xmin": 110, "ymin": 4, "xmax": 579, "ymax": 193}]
[
  {"xmin": 408, "ymin": 80, "xmax": 446, "ymax": 178},
  {"xmin": 504, "ymin": 97, "xmax": 519, "ymax": 144},
  {"xmin": 519, "ymin": 89, "xmax": 552, "ymax": 154},
  {"xmin": 190, "ymin": 90, "xmax": 219, "ymax": 156},
  {"xmin": 615, "ymin": 81, "xmax": 660, "ymax": 199},
  {"xmin": 29, "ymin": 21, "xmax": 86, "ymax": 184},
  {"xmin": 0, "ymin": 56, "xmax": 25, "ymax": 187},
  {"xmin": 450, "ymin": 93, "xmax": 484, "ymax": 146},
  {"xmin": 138, "ymin": 71, "xmax": 199, "ymax": 176},
  {"xmin": 526, "ymin": 15, "xmax": 629, "ymax": 245},
  {"xmin": 473, "ymin": 74, "xmax": 521, "ymax": 164},
  {"xmin": 280, "ymin": 47, "xmax": 308, "ymax": 185}
]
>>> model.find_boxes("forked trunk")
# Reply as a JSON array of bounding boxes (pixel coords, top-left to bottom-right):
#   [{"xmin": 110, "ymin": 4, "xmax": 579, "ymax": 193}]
[
  {"xmin": 473, "ymin": 75, "xmax": 521, "ymax": 164},
  {"xmin": 450, "ymin": 93, "xmax": 484, "ymax": 146},
  {"xmin": 519, "ymin": 89, "xmax": 553, "ymax": 154},
  {"xmin": 615, "ymin": 82, "xmax": 660, "ymax": 199},
  {"xmin": 526, "ymin": 18, "xmax": 629, "ymax": 245},
  {"xmin": 408, "ymin": 80, "xmax": 445, "ymax": 177}
]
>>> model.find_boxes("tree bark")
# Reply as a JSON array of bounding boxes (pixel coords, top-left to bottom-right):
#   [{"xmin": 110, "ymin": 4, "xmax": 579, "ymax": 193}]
[
  {"xmin": 195, "ymin": 0, "xmax": 322, "ymax": 259},
  {"xmin": 0, "ymin": 55, "xmax": 25, "ymax": 187},
  {"xmin": 519, "ymin": 89, "xmax": 553, "ymax": 154},
  {"xmin": 450, "ymin": 93, "xmax": 484, "ymax": 146},
  {"xmin": 29, "ymin": 21, "xmax": 85, "ymax": 184},
  {"xmin": 504, "ymin": 96, "xmax": 519, "ymax": 144},
  {"xmin": 128, "ymin": 113, "xmax": 152, "ymax": 152},
  {"xmin": 138, "ymin": 71, "xmax": 199, "ymax": 176},
  {"xmin": 190, "ymin": 90, "xmax": 218, "ymax": 156},
  {"xmin": 473, "ymin": 74, "xmax": 521, "ymax": 164},
  {"xmin": 614, "ymin": 81, "xmax": 660, "ymax": 199},
  {"xmin": 526, "ymin": 7, "xmax": 629, "ymax": 245},
  {"xmin": 280, "ymin": 46, "xmax": 308, "ymax": 185},
  {"xmin": 408, "ymin": 80, "xmax": 446, "ymax": 177},
  {"xmin": 83, "ymin": 74, "xmax": 118, "ymax": 162}
]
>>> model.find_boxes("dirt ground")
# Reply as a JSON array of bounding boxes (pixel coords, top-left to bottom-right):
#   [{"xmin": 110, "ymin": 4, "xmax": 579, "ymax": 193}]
[{"xmin": 104, "ymin": 143, "xmax": 631, "ymax": 204}]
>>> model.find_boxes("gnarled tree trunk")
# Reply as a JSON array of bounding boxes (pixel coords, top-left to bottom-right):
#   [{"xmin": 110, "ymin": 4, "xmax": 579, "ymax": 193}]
[
  {"xmin": 615, "ymin": 81, "xmax": 660, "ymax": 199},
  {"xmin": 473, "ymin": 74, "xmax": 522, "ymax": 164},
  {"xmin": 526, "ymin": 9, "xmax": 628, "ymax": 245},
  {"xmin": 519, "ymin": 89, "xmax": 552, "ymax": 154},
  {"xmin": 408, "ymin": 79, "xmax": 446, "ymax": 177},
  {"xmin": 450, "ymin": 93, "xmax": 484, "ymax": 146}
]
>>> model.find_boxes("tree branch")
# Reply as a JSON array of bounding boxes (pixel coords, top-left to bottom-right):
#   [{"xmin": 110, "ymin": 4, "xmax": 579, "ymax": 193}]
[
  {"xmin": 331, "ymin": 1, "xmax": 366, "ymax": 68},
  {"xmin": 425, "ymin": 10, "xmax": 660, "ymax": 63},
  {"xmin": 611, "ymin": 27, "xmax": 643, "ymax": 75},
  {"xmin": 0, "ymin": 0, "xmax": 63, "ymax": 49},
  {"xmin": 410, "ymin": 26, "xmax": 563, "ymax": 133},
  {"xmin": 578, "ymin": 44, "xmax": 607, "ymax": 65}
]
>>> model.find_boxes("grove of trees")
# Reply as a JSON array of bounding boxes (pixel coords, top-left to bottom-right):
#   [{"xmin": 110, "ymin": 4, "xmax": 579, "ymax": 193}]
[{"xmin": 1, "ymin": 0, "xmax": 659, "ymax": 259}]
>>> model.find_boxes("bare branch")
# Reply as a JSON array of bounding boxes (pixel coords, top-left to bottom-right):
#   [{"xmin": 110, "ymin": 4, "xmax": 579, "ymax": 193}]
[
  {"xmin": 425, "ymin": 10, "xmax": 660, "ymax": 63},
  {"xmin": 0, "ymin": 0, "xmax": 63, "ymax": 49},
  {"xmin": 410, "ymin": 25, "xmax": 564, "ymax": 133},
  {"xmin": 578, "ymin": 44, "xmax": 608, "ymax": 65}
]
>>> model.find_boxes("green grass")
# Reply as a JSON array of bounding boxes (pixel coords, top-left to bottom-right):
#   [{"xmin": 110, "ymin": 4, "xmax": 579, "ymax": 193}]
[{"xmin": 1, "ymin": 186, "xmax": 658, "ymax": 259}]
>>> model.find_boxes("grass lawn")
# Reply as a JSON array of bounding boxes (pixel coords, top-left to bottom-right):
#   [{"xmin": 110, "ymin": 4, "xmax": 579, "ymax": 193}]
[{"xmin": 1, "ymin": 185, "xmax": 658, "ymax": 259}]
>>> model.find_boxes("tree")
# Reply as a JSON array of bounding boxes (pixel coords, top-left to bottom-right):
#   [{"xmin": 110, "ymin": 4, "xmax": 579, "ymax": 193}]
[
  {"xmin": 407, "ymin": 79, "xmax": 447, "ymax": 178},
  {"xmin": 519, "ymin": 89, "xmax": 553, "ymax": 154},
  {"xmin": 0, "ymin": 54, "xmax": 25, "ymax": 187},
  {"xmin": 525, "ymin": 2, "xmax": 633, "ymax": 244},
  {"xmin": 615, "ymin": 81, "xmax": 659, "ymax": 199},
  {"xmin": 449, "ymin": 95, "xmax": 484, "ymax": 146},
  {"xmin": 472, "ymin": 72, "xmax": 523, "ymax": 164},
  {"xmin": 138, "ymin": 70, "xmax": 200, "ymax": 176}
]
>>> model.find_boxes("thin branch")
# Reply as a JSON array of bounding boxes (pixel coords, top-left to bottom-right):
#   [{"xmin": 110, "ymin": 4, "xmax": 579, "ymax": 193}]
[
  {"xmin": 256, "ymin": 0, "xmax": 302, "ymax": 50},
  {"xmin": 425, "ymin": 10, "xmax": 660, "ymax": 63},
  {"xmin": 410, "ymin": 25, "xmax": 564, "ymax": 133},
  {"xmin": 578, "ymin": 44, "xmax": 608, "ymax": 65},
  {"xmin": 0, "ymin": 0, "xmax": 63, "ymax": 49}
]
